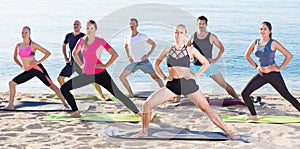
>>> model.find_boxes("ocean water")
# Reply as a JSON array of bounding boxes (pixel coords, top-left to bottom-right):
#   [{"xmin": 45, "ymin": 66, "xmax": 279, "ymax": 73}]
[{"xmin": 0, "ymin": 0, "xmax": 299, "ymax": 95}]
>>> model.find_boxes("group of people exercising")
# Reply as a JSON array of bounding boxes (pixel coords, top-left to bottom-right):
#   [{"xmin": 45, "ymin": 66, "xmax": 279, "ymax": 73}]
[{"xmin": 2, "ymin": 16, "xmax": 300, "ymax": 138}]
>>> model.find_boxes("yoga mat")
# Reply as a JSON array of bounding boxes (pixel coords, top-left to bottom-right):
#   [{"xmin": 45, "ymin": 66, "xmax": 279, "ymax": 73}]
[
  {"xmin": 53, "ymin": 95, "xmax": 101, "ymax": 100},
  {"xmin": 0, "ymin": 101, "xmax": 90, "ymax": 112},
  {"xmin": 176, "ymin": 98, "xmax": 245, "ymax": 106},
  {"xmin": 0, "ymin": 101, "xmax": 89, "ymax": 112},
  {"xmin": 108, "ymin": 127, "xmax": 240, "ymax": 141},
  {"xmin": 53, "ymin": 95, "xmax": 118, "ymax": 102},
  {"xmin": 42, "ymin": 113, "xmax": 156, "ymax": 122},
  {"xmin": 133, "ymin": 91, "xmax": 154, "ymax": 98},
  {"xmin": 221, "ymin": 114, "xmax": 300, "ymax": 124}
]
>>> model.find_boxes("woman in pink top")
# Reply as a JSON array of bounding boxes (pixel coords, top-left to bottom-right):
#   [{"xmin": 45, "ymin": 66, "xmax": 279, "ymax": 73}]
[
  {"xmin": 1, "ymin": 26, "xmax": 69, "ymax": 110},
  {"xmin": 60, "ymin": 20, "xmax": 140, "ymax": 117}
]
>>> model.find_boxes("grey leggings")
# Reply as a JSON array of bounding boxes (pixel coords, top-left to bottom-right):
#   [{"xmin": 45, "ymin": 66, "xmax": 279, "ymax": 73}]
[{"xmin": 242, "ymin": 71, "xmax": 300, "ymax": 115}]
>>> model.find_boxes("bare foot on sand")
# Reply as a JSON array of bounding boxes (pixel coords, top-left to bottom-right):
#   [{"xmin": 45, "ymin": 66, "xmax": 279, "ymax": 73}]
[
  {"xmin": 172, "ymin": 96, "xmax": 181, "ymax": 103},
  {"xmin": 128, "ymin": 93, "xmax": 134, "ymax": 98},
  {"xmin": 1, "ymin": 105, "xmax": 14, "ymax": 110},
  {"xmin": 247, "ymin": 115, "xmax": 258, "ymax": 121},
  {"xmin": 134, "ymin": 131, "xmax": 148, "ymax": 138},
  {"xmin": 65, "ymin": 111, "xmax": 81, "ymax": 118},
  {"xmin": 63, "ymin": 105, "xmax": 71, "ymax": 110},
  {"xmin": 227, "ymin": 133, "xmax": 240, "ymax": 139}
]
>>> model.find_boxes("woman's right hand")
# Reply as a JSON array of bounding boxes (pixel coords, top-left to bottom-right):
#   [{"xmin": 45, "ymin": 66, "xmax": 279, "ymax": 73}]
[
  {"xmin": 128, "ymin": 56, "xmax": 134, "ymax": 63},
  {"xmin": 257, "ymin": 64, "xmax": 280, "ymax": 73},
  {"xmin": 164, "ymin": 76, "xmax": 173, "ymax": 81}
]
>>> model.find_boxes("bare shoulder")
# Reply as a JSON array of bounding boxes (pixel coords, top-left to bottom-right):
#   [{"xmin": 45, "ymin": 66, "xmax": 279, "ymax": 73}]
[
  {"xmin": 271, "ymin": 39, "xmax": 280, "ymax": 45},
  {"xmin": 249, "ymin": 39, "xmax": 257, "ymax": 45},
  {"xmin": 162, "ymin": 46, "xmax": 171, "ymax": 53},
  {"xmin": 31, "ymin": 41, "xmax": 40, "ymax": 48},
  {"xmin": 210, "ymin": 33, "xmax": 218, "ymax": 39},
  {"xmin": 271, "ymin": 39, "xmax": 284, "ymax": 49},
  {"xmin": 187, "ymin": 45, "xmax": 197, "ymax": 54}
]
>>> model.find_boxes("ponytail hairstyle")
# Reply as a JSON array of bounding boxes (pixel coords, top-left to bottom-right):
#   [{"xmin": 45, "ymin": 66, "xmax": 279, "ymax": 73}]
[
  {"xmin": 261, "ymin": 21, "xmax": 272, "ymax": 39},
  {"xmin": 83, "ymin": 20, "xmax": 97, "ymax": 49},
  {"xmin": 23, "ymin": 26, "xmax": 32, "ymax": 44}
]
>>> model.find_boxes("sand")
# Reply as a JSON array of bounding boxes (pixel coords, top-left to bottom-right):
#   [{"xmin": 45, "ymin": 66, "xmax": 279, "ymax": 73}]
[{"xmin": 0, "ymin": 92, "xmax": 299, "ymax": 149}]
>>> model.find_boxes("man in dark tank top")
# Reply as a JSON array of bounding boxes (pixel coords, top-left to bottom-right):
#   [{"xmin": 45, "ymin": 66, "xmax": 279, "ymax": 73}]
[{"xmin": 187, "ymin": 16, "xmax": 241, "ymax": 101}]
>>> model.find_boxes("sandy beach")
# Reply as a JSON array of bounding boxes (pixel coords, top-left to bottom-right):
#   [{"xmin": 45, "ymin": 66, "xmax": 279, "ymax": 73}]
[{"xmin": 0, "ymin": 92, "xmax": 299, "ymax": 149}]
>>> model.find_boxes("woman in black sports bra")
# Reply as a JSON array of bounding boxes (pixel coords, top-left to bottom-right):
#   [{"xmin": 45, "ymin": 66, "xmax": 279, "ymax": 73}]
[{"xmin": 135, "ymin": 24, "xmax": 239, "ymax": 139}]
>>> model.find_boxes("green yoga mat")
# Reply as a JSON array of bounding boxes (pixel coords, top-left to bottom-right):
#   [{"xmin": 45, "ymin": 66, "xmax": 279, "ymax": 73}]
[
  {"xmin": 52, "ymin": 95, "xmax": 118, "ymax": 101},
  {"xmin": 43, "ymin": 113, "xmax": 156, "ymax": 122},
  {"xmin": 221, "ymin": 114, "xmax": 300, "ymax": 124},
  {"xmin": 53, "ymin": 95, "xmax": 101, "ymax": 100}
]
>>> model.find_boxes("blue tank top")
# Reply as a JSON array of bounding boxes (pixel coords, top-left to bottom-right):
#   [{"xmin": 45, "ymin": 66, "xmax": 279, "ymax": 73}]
[
  {"xmin": 254, "ymin": 39, "xmax": 276, "ymax": 67},
  {"xmin": 167, "ymin": 45, "xmax": 190, "ymax": 68}
]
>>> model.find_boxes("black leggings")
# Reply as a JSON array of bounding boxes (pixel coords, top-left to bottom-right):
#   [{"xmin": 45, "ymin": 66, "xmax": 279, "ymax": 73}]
[
  {"xmin": 60, "ymin": 70, "xmax": 139, "ymax": 113},
  {"xmin": 242, "ymin": 71, "xmax": 300, "ymax": 115},
  {"xmin": 12, "ymin": 64, "xmax": 52, "ymax": 86}
]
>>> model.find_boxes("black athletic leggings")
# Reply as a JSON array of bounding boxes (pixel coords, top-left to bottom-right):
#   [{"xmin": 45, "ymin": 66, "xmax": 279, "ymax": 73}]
[
  {"xmin": 12, "ymin": 64, "xmax": 52, "ymax": 86},
  {"xmin": 60, "ymin": 70, "xmax": 140, "ymax": 113},
  {"xmin": 242, "ymin": 71, "xmax": 300, "ymax": 115}
]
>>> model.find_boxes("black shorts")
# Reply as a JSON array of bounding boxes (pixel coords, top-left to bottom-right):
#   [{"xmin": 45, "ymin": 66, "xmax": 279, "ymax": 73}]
[
  {"xmin": 59, "ymin": 62, "xmax": 82, "ymax": 77},
  {"xmin": 12, "ymin": 64, "xmax": 53, "ymax": 86},
  {"xmin": 166, "ymin": 78, "xmax": 199, "ymax": 96}
]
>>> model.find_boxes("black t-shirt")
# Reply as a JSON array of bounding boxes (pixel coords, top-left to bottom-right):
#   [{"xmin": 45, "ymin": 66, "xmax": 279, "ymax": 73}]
[{"xmin": 64, "ymin": 32, "xmax": 85, "ymax": 61}]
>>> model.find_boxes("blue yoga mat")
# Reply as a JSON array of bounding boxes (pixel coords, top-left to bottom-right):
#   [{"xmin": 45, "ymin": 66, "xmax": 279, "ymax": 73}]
[
  {"xmin": 109, "ymin": 127, "xmax": 248, "ymax": 142},
  {"xmin": 0, "ymin": 101, "xmax": 89, "ymax": 112}
]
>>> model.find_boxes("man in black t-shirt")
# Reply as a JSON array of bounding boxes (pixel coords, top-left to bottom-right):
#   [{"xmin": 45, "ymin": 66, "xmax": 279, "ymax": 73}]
[{"xmin": 57, "ymin": 20, "xmax": 105, "ymax": 99}]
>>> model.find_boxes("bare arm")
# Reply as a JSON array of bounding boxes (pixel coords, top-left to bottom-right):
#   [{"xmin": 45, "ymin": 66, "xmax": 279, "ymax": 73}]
[
  {"xmin": 155, "ymin": 47, "xmax": 169, "ymax": 80},
  {"xmin": 190, "ymin": 47, "xmax": 209, "ymax": 78},
  {"xmin": 244, "ymin": 40, "xmax": 257, "ymax": 69},
  {"xmin": 272, "ymin": 40, "xmax": 292, "ymax": 71},
  {"xmin": 141, "ymin": 38, "xmax": 156, "ymax": 62},
  {"xmin": 186, "ymin": 34, "xmax": 194, "ymax": 46},
  {"xmin": 94, "ymin": 47, "xmax": 119, "ymax": 69},
  {"xmin": 13, "ymin": 44, "xmax": 23, "ymax": 68},
  {"xmin": 62, "ymin": 43, "xmax": 69, "ymax": 62},
  {"xmin": 124, "ymin": 44, "xmax": 133, "ymax": 63},
  {"xmin": 211, "ymin": 34, "xmax": 224, "ymax": 63},
  {"xmin": 99, "ymin": 47, "xmax": 118, "ymax": 69},
  {"xmin": 73, "ymin": 45, "xmax": 83, "ymax": 67},
  {"xmin": 32, "ymin": 43, "xmax": 51, "ymax": 64}
]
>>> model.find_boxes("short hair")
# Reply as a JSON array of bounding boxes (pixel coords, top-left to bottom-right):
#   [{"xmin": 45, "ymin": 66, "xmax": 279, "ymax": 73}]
[
  {"xmin": 197, "ymin": 16, "xmax": 208, "ymax": 24},
  {"xmin": 130, "ymin": 18, "xmax": 138, "ymax": 25}
]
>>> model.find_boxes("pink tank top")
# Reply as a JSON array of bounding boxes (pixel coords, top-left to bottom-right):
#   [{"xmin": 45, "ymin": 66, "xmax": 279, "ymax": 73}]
[
  {"xmin": 75, "ymin": 37, "xmax": 112, "ymax": 74},
  {"xmin": 18, "ymin": 41, "xmax": 35, "ymax": 58}
]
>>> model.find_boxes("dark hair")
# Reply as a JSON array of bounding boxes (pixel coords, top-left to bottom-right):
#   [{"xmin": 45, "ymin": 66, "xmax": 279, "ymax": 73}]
[
  {"xmin": 261, "ymin": 21, "xmax": 272, "ymax": 39},
  {"xmin": 83, "ymin": 20, "xmax": 97, "ymax": 49},
  {"xmin": 197, "ymin": 16, "xmax": 208, "ymax": 24},
  {"xmin": 130, "ymin": 18, "xmax": 138, "ymax": 25}
]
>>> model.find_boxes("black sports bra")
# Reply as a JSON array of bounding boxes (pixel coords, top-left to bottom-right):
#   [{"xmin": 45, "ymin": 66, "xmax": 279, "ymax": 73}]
[{"xmin": 167, "ymin": 45, "xmax": 190, "ymax": 68}]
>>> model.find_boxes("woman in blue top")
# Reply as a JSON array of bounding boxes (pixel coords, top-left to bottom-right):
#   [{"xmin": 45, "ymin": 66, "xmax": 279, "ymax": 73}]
[{"xmin": 242, "ymin": 21, "xmax": 300, "ymax": 120}]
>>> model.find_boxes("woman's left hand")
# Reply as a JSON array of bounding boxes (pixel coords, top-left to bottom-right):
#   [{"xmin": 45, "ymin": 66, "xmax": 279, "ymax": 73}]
[
  {"xmin": 184, "ymin": 74, "xmax": 195, "ymax": 80},
  {"xmin": 258, "ymin": 64, "xmax": 280, "ymax": 73},
  {"xmin": 95, "ymin": 64, "xmax": 107, "ymax": 69},
  {"xmin": 208, "ymin": 58, "xmax": 217, "ymax": 64},
  {"xmin": 29, "ymin": 60, "xmax": 40, "ymax": 66}
]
